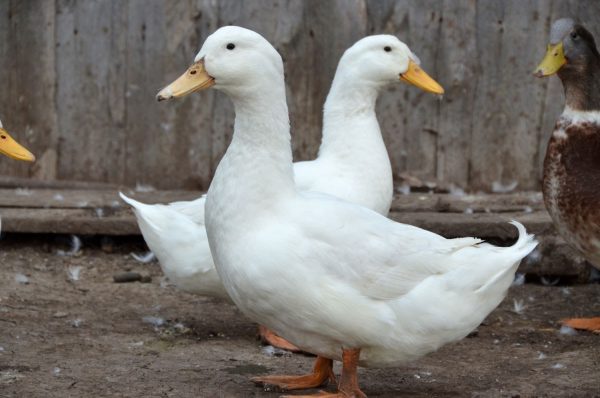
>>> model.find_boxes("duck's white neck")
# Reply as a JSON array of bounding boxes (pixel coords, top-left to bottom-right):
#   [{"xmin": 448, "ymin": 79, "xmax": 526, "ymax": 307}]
[
  {"xmin": 208, "ymin": 80, "xmax": 295, "ymax": 211},
  {"xmin": 319, "ymin": 74, "xmax": 382, "ymax": 156}
]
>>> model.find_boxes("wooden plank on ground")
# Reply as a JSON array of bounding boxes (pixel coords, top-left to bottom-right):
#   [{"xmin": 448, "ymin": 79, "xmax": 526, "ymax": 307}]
[
  {"xmin": 0, "ymin": 188, "xmax": 592, "ymax": 280},
  {"xmin": 0, "ymin": 206, "xmax": 553, "ymax": 238},
  {"xmin": 0, "ymin": 189, "xmax": 201, "ymax": 209}
]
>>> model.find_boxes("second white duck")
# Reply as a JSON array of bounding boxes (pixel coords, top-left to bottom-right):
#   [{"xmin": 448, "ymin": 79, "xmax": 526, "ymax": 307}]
[{"xmin": 122, "ymin": 33, "xmax": 443, "ymax": 348}]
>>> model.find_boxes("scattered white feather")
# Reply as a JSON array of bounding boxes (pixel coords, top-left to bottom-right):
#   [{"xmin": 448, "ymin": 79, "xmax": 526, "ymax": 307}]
[
  {"xmin": 173, "ymin": 322, "xmax": 187, "ymax": 332},
  {"xmin": 537, "ymin": 352, "xmax": 547, "ymax": 360},
  {"xmin": 76, "ymin": 200, "xmax": 89, "ymax": 208},
  {"xmin": 559, "ymin": 325, "xmax": 578, "ymax": 336},
  {"xmin": 142, "ymin": 316, "xmax": 165, "ymax": 327},
  {"xmin": 464, "ymin": 207, "xmax": 474, "ymax": 214},
  {"xmin": 262, "ymin": 345, "xmax": 291, "ymax": 357},
  {"xmin": 491, "ymin": 180, "xmax": 518, "ymax": 193},
  {"xmin": 512, "ymin": 299, "xmax": 526, "ymax": 315},
  {"xmin": 14, "ymin": 273, "xmax": 29, "ymax": 284},
  {"xmin": 396, "ymin": 183, "xmax": 411, "ymax": 195},
  {"xmin": 57, "ymin": 235, "xmax": 82, "ymax": 256},
  {"xmin": 523, "ymin": 206, "xmax": 533, "ymax": 214},
  {"xmin": 70, "ymin": 318, "xmax": 83, "ymax": 328},
  {"xmin": 525, "ymin": 249, "xmax": 542, "ymax": 265},
  {"xmin": 14, "ymin": 188, "xmax": 32, "ymax": 196},
  {"xmin": 129, "ymin": 341, "xmax": 144, "ymax": 348},
  {"xmin": 130, "ymin": 251, "xmax": 156, "ymax": 263},
  {"xmin": 67, "ymin": 266, "xmax": 81, "ymax": 281},
  {"xmin": 135, "ymin": 183, "xmax": 156, "ymax": 193},
  {"xmin": 493, "ymin": 339, "xmax": 500, "ymax": 344},
  {"xmin": 512, "ymin": 273, "xmax": 525, "ymax": 286},
  {"xmin": 448, "ymin": 184, "xmax": 465, "ymax": 197},
  {"xmin": 52, "ymin": 367, "xmax": 61, "ymax": 376},
  {"xmin": 561, "ymin": 287, "xmax": 571, "ymax": 296},
  {"xmin": 413, "ymin": 374, "xmax": 421, "ymax": 379},
  {"xmin": 160, "ymin": 122, "xmax": 173, "ymax": 133},
  {"xmin": 110, "ymin": 200, "xmax": 121, "ymax": 208},
  {"xmin": 551, "ymin": 363, "xmax": 565, "ymax": 369},
  {"xmin": 53, "ymin": 194, "xmax": 64, "ymax": 201},
  {"xmin": 0, "ymin": 346, "xmax": 5, "ymax": 352},
  {"xmin": 159, "ymin": 276, "xmax": 171, "ymax": 289},
  {"xmin": 95, "ymin": 208, "xmax": 104, "ymax": 218},
  {"xmin": 541, "ymin": 276, "xmax": 560, "ymax": 286}
]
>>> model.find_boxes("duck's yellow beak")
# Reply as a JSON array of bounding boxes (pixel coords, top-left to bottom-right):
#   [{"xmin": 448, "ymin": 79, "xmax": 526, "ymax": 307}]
[
  {"xmin": 400, "ymin": 60, "xmax": 444, "ymax": 94},
  {"xmin": 156, "ymin": 58, "xmax": 215, "ymax": 101},
  {"xmin": 0, "ymin": 128, "xmax": 35, "ymax": 162},
  {"xmin": 533, "ymin": 42, "xmax": 566, "ymax": 77}
]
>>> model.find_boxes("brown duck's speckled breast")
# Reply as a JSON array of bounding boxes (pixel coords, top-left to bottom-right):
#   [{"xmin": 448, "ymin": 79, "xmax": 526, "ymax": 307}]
[{"xmin": 543, "ymin": 118, "xmax": 600, "ymax": 268}]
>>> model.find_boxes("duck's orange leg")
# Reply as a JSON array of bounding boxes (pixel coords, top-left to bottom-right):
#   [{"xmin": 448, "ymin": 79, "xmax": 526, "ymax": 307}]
[
  {"xmin": 252, "ymin": 356, "xmax": 336, "ymax": 391},
  {"xmin": 562, "ymin": 317, "xmax": 600, "ymax": 333},
  {"xmin": 258, "ymin": 325, "xmax": 302, "ymax": 352},
  {"xmin": 282, "ymin": 348, "xmax": 366, "ymax": 398}
]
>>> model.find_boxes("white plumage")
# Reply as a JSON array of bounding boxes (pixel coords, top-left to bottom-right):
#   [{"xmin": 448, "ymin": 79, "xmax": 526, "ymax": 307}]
[
  {"xmin": 188, "ymin": 26, "xmax": 538, "ymax": 368},
  {"xmin": 121, "ymin": 34, "xmax": 434, "ymax": 298}
]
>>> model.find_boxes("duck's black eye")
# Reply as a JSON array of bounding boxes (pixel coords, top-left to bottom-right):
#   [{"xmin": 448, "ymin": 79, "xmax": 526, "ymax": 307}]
[
  {"xmin": 384, "ymin": 46, "xmax": 392, "ymax": 52},
  {"xmin": 226, "ymin": 43, "xmax": 235, "ymax": 50},
  {"xmin": 571, "ymin": 31, "xmax": 579, "ymax": 40}
]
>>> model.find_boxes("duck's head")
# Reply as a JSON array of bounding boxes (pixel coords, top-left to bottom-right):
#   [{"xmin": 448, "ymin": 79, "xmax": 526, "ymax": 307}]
[
  {"xmin": 534, "ymin": 18, "xmax": 599, "ymax": 78},
  {"xmin": 337, "ymin": 35, "xmax": 444, "ymax": 94},
  {"xmin": 0, "ymin": 120, "xmax": 35, "ymax": 162},
  {"xmin": 157, "ymin": 26, "xmax": 283, "ymax": 101}
]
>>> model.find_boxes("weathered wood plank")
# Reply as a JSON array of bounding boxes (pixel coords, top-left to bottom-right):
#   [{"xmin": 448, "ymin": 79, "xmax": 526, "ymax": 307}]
[
  {"xmin": 470, "ymin": 0, "xmax": 553, "ymax": 191},
  {"xmin": 0, "ymin": 187, "xmax": 590, "ymax": 279},
  {"xmin": 0, "ymin": 188, "xmax": 202, "ymax": 209},
  {"xmin": 391, "ymin": 191, "xmax": 544, "ymax": 213},
  {"xmin": 2, "ymin": 1, "xmax": 600, "ymax": 191},
  {"xmin": 0, "ymin": 0, "xmax": 58, "ymax": 180},
  {"xmin": 435, "ymin": 0, "xmax": 477, "ymax": 188},
  {"xmin": 124, "ymin": 0, "xmax": 217, "ymax": 190},
  {"xmin": 0, "ymin": 205, "xmax": 551, "ymax": 237},
  {"xmin": 55, "ymin": 0, "xmax": 128, "ymax": 183}
]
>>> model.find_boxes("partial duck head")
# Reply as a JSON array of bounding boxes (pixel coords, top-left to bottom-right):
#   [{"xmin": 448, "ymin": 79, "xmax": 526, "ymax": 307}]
[
  {"xmin": 157, "ymin": 26, "xmax": 284, "ymax": 101},
  {"xmin": 337, "ymin": 35, "xmax": 443, "ymax": 95},
  {"xmin": 534, "ymin": 18, "xmax": 600, "ymax": 110},
  {"xmin": 0, "ymin": 120, "xmax": 35, "ymax": 162}
]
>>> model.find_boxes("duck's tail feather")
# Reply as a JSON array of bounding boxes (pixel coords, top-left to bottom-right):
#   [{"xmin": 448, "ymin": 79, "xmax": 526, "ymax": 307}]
[
  {"xmin": 119, "ymin": 192, "xmax": 161, "ymax": 231},
  {"xmin": 476, "ymin": 221, "xmax": 538, "ymax": 293},
  {"xmin": 506, "ymin": 220, "xmax": 538, "ymax": 262},
  {"xmin": 119, "ymin": 191, "xmax": 146, "ymax": 211}
]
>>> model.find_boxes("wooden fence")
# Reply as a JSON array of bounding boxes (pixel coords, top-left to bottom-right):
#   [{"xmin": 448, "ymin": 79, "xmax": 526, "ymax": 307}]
[{"xmin": 0, "ymin": 0, "xmax": 597, "ymax": 191}]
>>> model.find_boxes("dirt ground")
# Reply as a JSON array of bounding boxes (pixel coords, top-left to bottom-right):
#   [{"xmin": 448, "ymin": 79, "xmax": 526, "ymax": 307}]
[{"xmin": 0, "ymin": 235, "xmax": 598, "ymax": 398}]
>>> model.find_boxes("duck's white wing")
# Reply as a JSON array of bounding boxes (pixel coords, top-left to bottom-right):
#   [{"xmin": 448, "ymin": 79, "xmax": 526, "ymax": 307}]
[
  {"xmin": 167, "ymin": 195, "xmax": 206, "ymax": 225},
  {"xmin": 285, "ymin": 192, "xmax": 530, "ymax": 302}
]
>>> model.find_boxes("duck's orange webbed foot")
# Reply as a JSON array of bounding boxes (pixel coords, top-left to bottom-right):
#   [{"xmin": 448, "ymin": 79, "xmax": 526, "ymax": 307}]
[
  {"xmin": 282, "ymin": 391, "xmax": 366, "ymax": 397},
  {"xmin": 281, "ymin": 348, "xmax": 366, "ymax": 398},
  {"xmin": 252, "ymin": 356, "xmax": 335, "ymax": 391},
  {"xmin": 258, "ymin": 325, "xmax": 302, "ymax": 352},
  {"xmin": 561, "ymin": 317, "xmax": 600, "ymax": 333}
]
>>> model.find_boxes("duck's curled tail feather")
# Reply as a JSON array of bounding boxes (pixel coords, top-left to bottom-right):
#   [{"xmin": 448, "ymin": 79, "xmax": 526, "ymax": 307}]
[{"xmin": 475, "ymin": 221, "xmax": 538, "ymax": 293}]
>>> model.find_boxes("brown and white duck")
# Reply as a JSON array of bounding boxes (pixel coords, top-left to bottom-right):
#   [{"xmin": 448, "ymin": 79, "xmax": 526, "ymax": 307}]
[{"xmin": 534, "ymin": 18, "xmax": 600, "ymax": 333}]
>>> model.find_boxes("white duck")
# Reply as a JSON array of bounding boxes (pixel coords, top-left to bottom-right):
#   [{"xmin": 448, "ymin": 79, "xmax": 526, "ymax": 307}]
[
  {"xmin": 122, "ymin": 34, "xmax": 443, "ymax": 348},
  {"xmin": 0, "ymin": 119, "xmax": 36, "ymax": 231},
  {"xmin": 157, "ymin": 26, "xmax": 538, "ymax": 397}
]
